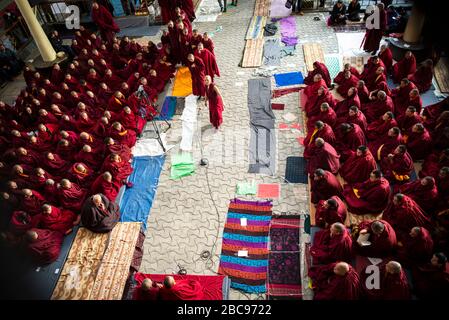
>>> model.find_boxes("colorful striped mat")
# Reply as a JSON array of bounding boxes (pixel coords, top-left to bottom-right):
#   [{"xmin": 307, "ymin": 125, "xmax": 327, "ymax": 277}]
[
  {"xmin": 218, "ymin": 199, "xmax": 272, "ymax": 293},
  {"xmin": 268, "ymin": 216, "xmax": 302, "ymax": 299},
  {"xmin": 246, "ymin": 16, "xmax": 267, "ymax": 40}
]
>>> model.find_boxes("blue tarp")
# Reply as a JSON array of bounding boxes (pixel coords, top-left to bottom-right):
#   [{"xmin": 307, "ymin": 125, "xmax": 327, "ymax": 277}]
[
  {"xmin": 155, "ymin": 96, "xmax": 177, "ymax": 121},
  {"xmin": 274, "ymin": 71, "xmax": 304, "ymax": 87},
  {"xmin": 119, "ymin": 155, "xmax": 165, "ymax": 230}
]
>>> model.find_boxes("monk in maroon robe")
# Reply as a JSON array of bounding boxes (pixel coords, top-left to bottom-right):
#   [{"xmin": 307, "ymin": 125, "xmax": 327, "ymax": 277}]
[
  {"xmin": 361, "ymin": 56, "xmax": 386, "ymax": 81},
  {"xmin": 334, "ymin": 87, "xmax": 361, "ymax": 120},
  {"xmin": 391, "ymin": 79, "xmax": 417, "ymax": 116},
  {"xmin": 195, "ymin": 43, "xmax": 220, "ymax": 81},
  {"xmin": 368, "ymin": 127, "xmax": 402, "ymax": 162},
  {"xmin": 133, "ymin": 278, "xmax": 162, "ymax": 300},
  {"xmin": 397, "ymin": 227, "xmax": 434, "ymax": 267},
  {"xmin": 340, "ymin": 146, "xmax": 377, "ymax": 184},
  {"xmin": 101, "ymin": 153, "xmax": 133, "ymax": 185},
  {"xmin": 335, "ymin": 123, "xmax": 366, "ymax": 161},
  {"xmin": 412, "ymin": 253, "xmax": 449, "ymax": 299},
  {"xmin": 56, "ymin": 179, "xmax": 87, "ymax": 212},
  {"xmin": 336, "ymin": 72, "xmax": 359, "ymax": 97},
  {"xmin": 307, "ymin": 138, "xmax": 340, "ymax": 175},
  {"xmin": 109, "ymin": 122, "xmax": 137, "ymax": 148},
  {"xmin": 397, "ymin": 106, "xmax": 422, "ymax": 135},
  {"xmin": 307, "ymin": 102, "xmax": 337, "ymax": 130},
  {"xmin": 362, "ymin": 90, "xmax": 394, "ymax": 122},
  {"xmin": 356, "ymin": 80, "xmax": 370, "ymax": 104},
  {"xmin": 344, "ymin": 170, "xmax": 390, "ymax": 215},
  {"xmin": 354, "ymin": 219, "xmax": 397, "ymax": 257},
  {"xmin": 392, "ymin": 51, "xmax": 417, "ymax": 83},
  {"xmin": 311, "ymin": 223, "xmax": 353, "ymax": 264},
  {"xmin": 378, "ymin": 44, "xmax": 393, "ymax": 72},
  {"xmin": 310, "ymin": 169, "xmax": 343, "ymax": 204},
  {"xmin": 420, "ymin": 149, "xmax": 449, "ymax": 179},
  {"xmin": 159, "ymin": 276, "xmax": 205, "ymax": 300},
  {"xmin": 80, "ymin": 193, "xmax": 120, "ymax": 233},
  {"xmin": 303, "ymin": 121, "xmax": 336, "ymax": 158},
  {"xmin": 309, "ymin": 262, "xmax": 361, "ymax": 300},
  {"xmin": 42, "ymin": 152, "xmax": 71, "ymax": 177},
  {"xmin": 366, "ymin": 111, "xmax": 397, "ymax": 142},
  {"xmin": 334, "ymin": 63, "xmax": 360, "ymax": 84},
  {"xmin": 304, "ymin": 61, "xmax": 332, "ymax": 88},
  {"xmin": 338, "ymin": 106, "xmax": 367, "ymax": 132},
  {"xmin": 303, "ymin": 74, "xmax": 327, "ymax": 98},
  {"xmin": 205, "ymin": 76, "xmax": 224, "ymax": 129},
  {"xmin": 187, "ymin": 54, "xmax": 206, "ymax": 97},
  {"xmin": 69, "ymin": 163, "xmax": 94, "ymax": 188},
  {"xmin": 380, "ymin": 145, "xmax": 414, "ymax": 184},
  {"xmin": 398, "ymin": 176, "xmax": 439, "ymax": 213},
  {"xmin": 104, "ymin": 137, "xmax": 132, "ymax": 162},
  {"xmin": 9, "ymin": 210, "xmax": 40, "ymax": 235},
  {"xmin": 25, "ymin": 228, "xmax": 64, "ymax": 265},
  {"xmin": 21, "ymin": 189, "xmax": 46, "ymax": 216},
  {"xmin": 405, "ymin": 123, "xmax": 432, "ymax": 160},
  {"xmin": 315, "ymin": 196, "xmax": 347, "ymax": 228},
  {"xmin": 408, "ymin": 59, "xmax": 434, "ymax": 93},
  {"xmin": 360, "ymin": 261, "xmax": 410, "ymax": 300},
  {"xmin": 304, "ymin": 86, "xmax": 336, "ymax": 118},
  {"xmin": 90, "ymin": 172, "xmax": 120, "ymax": 202},
  {"xmin": 361, "ymin": 4, "xmax": 387, "ymax": 53},
  {"xmin": 91, "ymin": 2, "xmax": 120, "ymax": 45},
  {"xmin": 39, "ymin": 204, "xmax": 78, "ymax": 235},
  {"xmin": 75, "ymin": 145, "xmax": 103, "ymax": 171},
  {"xmin": 422, "ymin": 97, "xmax": 449, "ymax": 130}
]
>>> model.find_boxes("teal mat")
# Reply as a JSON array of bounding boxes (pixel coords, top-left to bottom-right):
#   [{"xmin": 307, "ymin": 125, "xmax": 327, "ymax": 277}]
[{"xmin": 325, "ymin": 56, "xmax": 341, "ymax": 82}]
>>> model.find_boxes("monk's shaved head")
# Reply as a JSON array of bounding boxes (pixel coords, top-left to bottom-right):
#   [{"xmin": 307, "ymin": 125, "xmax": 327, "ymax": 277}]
[
  {"xmin": 42, "ymin": 204, "xmax": 52, "ymax": 213},
  {"xmin": 26, "ymin": 230, "xmax": 38, "ymax": 242},
  {"xmin": 315, "ymin": 138, "xmax": 325, "ymax": 147},
  {"xmin": 315, "ymin": 121, "xmax": 325, "ymax": 129},
  {"xmin": 164, "ymin": 276, "xmax": 175, "ymax": 288},
  {"xmin": 331, "ymin": 222, "xmax": 345, "ymax": 236},
  {"xmin": 61, "ymin": 179, "xmax": 71, "ymax": 188},
  {"xmin": 320, "ymin": 103, "xmax": 330, "ymax": 111},
  {"xmin": 371, "ymin": 220, "xmax": 385, "ymax": 234},
  {"xmin": 334, "ymin": 262, "xmax": 350, "ymax": 276},
  {"xmin": 83, "ymin": 145, "xmax": 92, "ymax": 152},
  {"xmin": 46, "ymin": 179, "xmax": 55, "ymax": 186},
  {"xmin": 327, "ymin": 198, "xmax": 338, "ymax": 209},
  {"xmin": 439, "ymin": 167, "xmax": 449, "ymax": 177},
  {"xmin": 103, "ymin": 172, "xmax": 113, "ymax": 182},
  {"xmin": 377, "ymin": 90, "xmax": 386, "ymax": 99},
  {"xmin": 386, "ymin": 261, "xmax": 402, "ymax": 274},
  {"xmin": 141, "ymin": 279, "xmax": 153, "ymax": 291},
  {"xmin": 22, "ymin": 189, "xmax": 32, "ymax": 197}
]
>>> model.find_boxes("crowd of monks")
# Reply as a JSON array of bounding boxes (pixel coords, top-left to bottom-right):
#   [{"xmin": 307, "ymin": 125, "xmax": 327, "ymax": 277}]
[
  {"xmin": 302, "ymin": 45, "xmax": 449, "ymax": 299},
  {"xmin": 0, "ymin": 2, "xmax": 221, "ymax": 269}
]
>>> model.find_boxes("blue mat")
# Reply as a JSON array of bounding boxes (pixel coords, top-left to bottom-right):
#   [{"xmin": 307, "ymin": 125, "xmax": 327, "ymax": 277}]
[
  {"xmin": 285, "ymin": 156, "xmax": 308, "ymax": 184},
  {"xmin": 155, "ymin": 96, "xmax": 177, "ymax": 121},
  {"xmin": 274, "ymin": 72, "xmax": 304, "ymax": 87},
  {"xmin": 119, "ymin": 155, "xmax": 165, "ymax": 230},
  {"xmin": 117, "ymin": 25, "xmax": 160, "ymax": 38}
]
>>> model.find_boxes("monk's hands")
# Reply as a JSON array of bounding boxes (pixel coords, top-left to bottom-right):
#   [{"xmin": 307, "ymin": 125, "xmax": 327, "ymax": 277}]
[
  {"xmin": 156, "ymin": 283, "xmax": 163, "ymax": 288},
  {"xmin": 359, "ymin": 229, "xmax": 368, "ymax": 234}
]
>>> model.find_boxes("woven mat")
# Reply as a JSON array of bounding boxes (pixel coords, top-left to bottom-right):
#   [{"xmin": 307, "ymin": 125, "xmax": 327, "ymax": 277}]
[
  {"xmin": 89, "ymin": 222, "xmax": 141, "ymax": 300},
  {"xmin": 51, "ymin": 228, "xmax": 109, "ymax": 300},
  {"xmin": 342, "ymin": 55, "xmax": 366, "ymax": 74},
  {"xmin": 303, "ymin": 43, "xmax": 325, "ymax": 72},
  {"xmin": 242, "ymin": 38, "xmax": 265, "ymax": 68},
  {"xmin": 435, "ymin": 57, "xmax": 449, "ymax": 93},
  {"xmin": 254, "ymin": 0, "xmax": 272, "ymax": 16}
]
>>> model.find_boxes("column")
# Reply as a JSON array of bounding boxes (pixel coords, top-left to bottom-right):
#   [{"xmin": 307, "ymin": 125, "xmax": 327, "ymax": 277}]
[
  {"xmin": 15, "ymin": 0, "xmax": 56, "ymax": 62},
  {"xmin": 403, "ymin": 4, "xmax": 426, "ymax": 44}
]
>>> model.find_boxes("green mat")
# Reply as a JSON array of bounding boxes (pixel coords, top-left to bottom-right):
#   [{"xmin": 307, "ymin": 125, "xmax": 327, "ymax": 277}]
[
  {"xmin": 170, "ymin": 153, "xmax": 196, "ymax": 180},
  {"xmin": 324, "ymin": 56, "xmax": 341, "ymax": 82},
  {"xmin": 236, "ymin": 181, "xmax": 257, "ymax": 195}
]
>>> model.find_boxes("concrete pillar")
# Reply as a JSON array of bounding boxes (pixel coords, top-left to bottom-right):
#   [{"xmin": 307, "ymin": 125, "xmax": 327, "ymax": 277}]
[
  {"xmin": 403, "ymin": 4, "xmax": 426, "ymax": 44},
  {"xmin": 14, "ymin": 0, "xmax": 56, "ymax": 62}
]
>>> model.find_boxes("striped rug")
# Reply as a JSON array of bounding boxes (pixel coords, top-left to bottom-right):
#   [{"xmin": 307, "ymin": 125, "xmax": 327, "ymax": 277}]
[
  {"xmin": 246, "ymin": 16, "xmax": 267, "ymax": 40},
  {"xmin": 218, "ymin": 199, "xmax": 272, "ymax": 293}
]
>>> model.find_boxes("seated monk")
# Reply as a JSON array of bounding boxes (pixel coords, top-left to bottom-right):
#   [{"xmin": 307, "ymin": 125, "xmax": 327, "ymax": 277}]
[
  {"xmin": 304, "ymin": 86, "xmax": 336, "ymax": 118},
  {"xmin": 69, "ymin": 163, "xmax": 94, "ymax": 188},
  {"xmin": 303, "ymin": 121, "xmax": 336, "ymax": 158},
  {"xmin": 304, "ymin": 61, "xmax": 332, "ymax": 88},
  {"xmin": 56, "ymin": 179, "xmax": 87, "ymax": 212},
  {"xmin": 310, "ymin": 169, "xmax": 343, "ymax": 204},
  {"xmin": 119, "ymin": 106, "xmax": 145, "ymax": 135},
  {"xmin": 335, "ymin": 123, "xmax": 366, "ymax": 161},
  {"xmin": 80, "ymin": 193, "xmax": 120, "ymax": 233},
  {"xmin": 90, "ymin": 172, "xmax": 121, "ymax": 202},
  {"xmin": 309, "ymin": 262, "xmax": 361, "ymax": 300},
  {"xmin": 392, "ymin": 51, "xmax": 416, "ymax": 83},
  {"xmin": 75, "ymin": 112, "xmax": 95, "ymax": 133},
  {"xmin": 360, "ymin": 261, "xmax": 411, "ymax": 300},
  {"xmin": 15, "ymin": 147, "xmax": 40, "ymax": 166},
  {"xmin": 109, "ymin": 122, "xmax": 137, "ymax": 148},
  {"xmin": 9, "ymin": 210, "xmax": 40, "ymax": 235},
  {"xmin": 362, "ymin": 90, "xmax": 394, "ymax": 123},
  {"xmin": 343, "ymin": 170, "xmax": 390, "ymax": 215},
  {"xmin": 159, "ymin": 276, "xmax": 205, "ymax": 300},
  {"xmin": 408, "ymin": 59, "xmax": 434, "ymax": 93},
  {"xmin": 336, "ymin": 71, "xmax": 359, "ymax": 98},
  {"xmin": 306, "ymin": 103, "xmax": 337, "ymax": 131},
  {"xmin": 11, "ymin": 164, "xmax": 34, "ymax": 188},
  {"xmin": 422, "ymin": 97, "xmax": 449, "ymax": 130},
  {"xmin": 337, "ymin": 106, "xmax": 367, "ymax": 133},
  {"xmin": 39, "ymin": 204, "xmax": 79, "ymax": 235},
  {"xmin": 101, "ymin": 153, "xmax": 133, "ymax": 186},
  {"xmin": 354, "ymin": 219, "xmax": 397, "ymax": 257},
  {"xmin": 398, "ymin": 176, "xmax": 439, "ymax": 214},
  {"xmin": 334, "ymin": 63, "xmax": 360, "ymax": 85},
  {"xmin": 397, "ymin": 227, "xmax": 434, "ymax": 267},
  {"xmin": 107, "ymin": 91, "xmax": 128, "ymax": 113},
  {"xmin": 380, "ymin": 145, "xmax": 414, "ymax": 184},
  {"xmin": 75, "ymin": 145, "xmax": 103, "ymax": 171},
  {"xmin": 134, "ymin": 278, "xmax": 162, "ymax": 300},
  {"xmin": 103, "ymin": 137, "xmax": 132, "ymax": 162},
  {"xmin": 334, "ymin": 87, "xmax": 361, "ymax": 119},
  {"xmin": 434, "ymin": 126, "xmax": 449, "ymax": 151},
  {"xmin": 55, "ymin": 139, "xmax": 77, "ymax": 160},
  {"xmin": 42, "ymin": 179, "xmax": 59, "ymax": 204},
  {"xmin": 311, "ymin": 223, "xmax": 353, "ymax": 264},
  {"xmin": 92, "ymin": 117, "xmax": 111, "ymax": 140},
  {"xmin": 412, "ymin": 252, "xmax": 449, "ymax": 300},
  {"xmin": 25, "ymin": 228, "xmax": 64, "ymax": 265},
  {"xmin": 365, "ymin": 66, "xmax": 387, "ymax": 92},
  {"xmin": 405, "ymin": 123, "xmax": 432, "ymax": 161},
  {"xmin": 307, "ymin": 138, "xmax": 340, "ymax": 175},
  {"xmin": 21, "ymin": 189, "xmax": 46, "ymax": 216},
  {"xmin": 383, "ymin": 193, "xmax": 432, "ymax": 238},
  {"xmin": 303, "ymin": 74, "xmax": 327, "ymax": 98},
  {"xmin": 420, "ymin": 149, "xmax": 449, "ymax": 179},
  {"xmin": 361, "ymin": 56, "xmax": 386, "ymax": 81},
  {"xmin": 79, "ymin": 132, "xmax": 104, "ymax": 153},
  {"xmin": 356, "ymin": 80, "xmax": 370, "ymax": 104},
  {"xmin": 378, "ymin": 44, "xmax": 393, "ymax": 72},
  {"xmin": 437, "ymin": 167, "xmax": 449, "ymax": 209},
  {"xmin": 368, "ymin": 127, "xmax": 403, "ymax": 162},
  {"xmin": 391, "ymin": 79, "xmax": 418, "ymax": 117},
  {"xmin": 41, "ymin": 152, "xmax": 71, "ymax": 178},
  {"xmin": 397, "ymin": 106, "xmax": 422, "ymax": 136},
  {"xmin": 340, "ymin": 146, "xmax": 377, "ymax": 184},
  {"xmin": 315, "ymin": 196, "xmax": 347, "ymax": 228}
]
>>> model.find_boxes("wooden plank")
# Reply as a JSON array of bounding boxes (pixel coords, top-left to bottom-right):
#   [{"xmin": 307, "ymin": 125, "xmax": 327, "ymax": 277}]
[
  {"xmin": 434, "ymin": 57, "xmax": 449, "ymax": 94},
  {"xmin": 303, "ymin": 43, "xmax": 325, "ymax": 72},
  {"xmin": 242, "ymin": 38, "xmax": 264, "ymax": 68},
  {"xmin": 254, "ymin": 0, "xmax": 271, "ymax": 16}
]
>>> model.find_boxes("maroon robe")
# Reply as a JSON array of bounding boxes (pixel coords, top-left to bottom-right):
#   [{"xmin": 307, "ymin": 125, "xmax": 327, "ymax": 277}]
[
  {"xmin": 335, "ymin": 124, "xmax": 366, "ymax": 161},
  {"xmin": 304, "ymin": 61, "xmax": 332, "ymax": 87},
  {"xmin": 303, "ymin": 79, "xmax": 327, "ymax": 98},
  {"xmin": 360, "ymin": 263, "xmax": 410, "ymax": 300},
  {"xmin": 42, "ymin": 153, "xmax": 72, "ymax": 176},
  {"xmin": 307, "ymin": 142, "xmax": 341, "ymax": 175},
  {"xmin": 361, "ymin": 8, "xmax": 386, "ymax": 52},
  {"xmin": 205, "ymin": 83, "xmax": 224, "ymax": 129},
  {"xmin": 27, "ymin": 228, "xmax": 64, "ymax": 265},
  {"xmin": 101, "ymin": 157, "xmax": 133, "ymax": 184},
  {"xmin": 305, "ymin": 88, "xmax": 336, "ymax": 118},
  {"xmin": 412, "ymin": 263, "xmax": 449, "ymax": 299},
  {"xmin": 57, "ymin": 183, "xmax": 87, "ymax": 212},
  {"xmin": 90, "ymin": 174, "xmax": 121, "ymax": 202},
  {"xmin": 9, "ymin": 211, "xmax": 40, "ymax": 235},
  {"xmin": 338, "ymin": 109, "xmax": 368, "ymax": 132},
  {"xmin": 334, "ymin": 67, "xmax": 360, "ymax": 84},
  {"xmin": 363, "ymin": 95, "xmax": 395, "ymax": 123},
  {"xmin": 408, "ymin": 64, "xmax": 434, "ymax": 93},
  {"xmin": 309, "ymin": 262, "xmax": 361, "ymax": 300},
  {"xmin": 188, "ymin": 57, "xmax": 206, "ymax": 97},
  {"xmin": 397, "ymin": 113, "xmax": 422, "ymax": 135},
  {"xmin": 343, "ymin": 178, "xmax": 390, "ymax": 214},
  {"xmin": 195, "ymin": 48, "xmax": 220, "ymax": 80},
  {"xmin": 340, "ymin": 149, "xmax": 377, "ymax": 184},
  {"xmin": 366, "ymin": 118, "xmax": 397, "ymax": 141},
  {"xmin": 393, "ymin": 54, "xmax": 417, "ymax": 83},
  {"xmin": 379, "ymin": 47, "xmax": 393, "ymax": 72},
  {"xmin": 398, "ymin": 179, "xmax": 439, "ymax": 213},
  {"xmin": 405, "ymin": 130, "xmax": 432, "ymax": 160},
  {"xmin": 336, "ymin": 75, "xmax": 359, "ymax": 97},
  {"xmin": 91, "ymin": 4, "xmax": 120, "ymax": 44},
  {"xmin": 310, "ymin": 171, "xmax": 343, "ymax": 204},
  {"xmin": 109, "ymin": 127, "xmax": 137, "ymax": 148},
  {"xmin": 334, "ymin": 89, "xmax": 361, "ymax": 118},
  {"xmin": 398, "ymin": 227, "xmax": 434, "ymax": 267},
  {"xmin": 420, "ymin": 151, "xmax": 449, "ymax": 179},
  {"xmin": 307, "ymin": 108, "xmax": 337, "ymax": 131},
  {"xmin": 22, "ymin": 190, "xmax": 46, "ymax": 216},
  {"xmin": 303, "ymin": 124, "xmax": 336, "ymax": 158},
  {"xmin": 315, "ymin": 196, "xmax": 347, "ymax": 228},
  {"xmin": 40, "ymin": 205, "xmax": 77, "ymax": 234},
  {"xmin": 391, "ymin": 82, "xmax": 417, "ymax": 116},
  {"xmin": 311, "ymin": 228, "xmax": 353, "ymax": 264},
  {"xmin": 355, "ymin": 220, "xmax": 397, "ymax": 257},
  {"xmin": 422, "ymin": 97, "xmax": 449, "ymax": 130},
  {"xmin": 357, "ymin": 83, "xmax": 370, "ymax": 104},
  {"xmin": 368, "ymin": 132, "xmax": 402, "ymax": 162},
  {"xmin": 380, "ymin": 151, "xmax": 414, "ymax": 183},
  {"xmin": 69, "ymin": 163, "xmax": 94, "ymax": 188}
]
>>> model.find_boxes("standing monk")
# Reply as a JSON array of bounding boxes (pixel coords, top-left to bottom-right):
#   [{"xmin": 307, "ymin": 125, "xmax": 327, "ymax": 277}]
[
  {"xmin": 361, "ymin": 3, "xmax": 387, "ymax": 54},
  {"xmin": 204, "ymin": 75, "xmax": 224, "ymax": 130},
  {"xmin": 187, "ymin": 54, "xmax": 206, "ymax": 97},
  {"xmin": 195, "ymin": 43, "xmax": 220, "ymax": 81},
  {"xmin": 91, "ymin": 2, "xmax": 120, "ymax": 45}
]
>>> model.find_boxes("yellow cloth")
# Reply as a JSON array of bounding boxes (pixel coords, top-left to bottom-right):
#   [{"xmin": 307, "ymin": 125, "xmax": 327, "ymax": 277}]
[
  {"xmin": 308, "ymin": 128, "xmax": 318, "ymax": 145},
  {"xmin": 353, "ymin": 188, "xmax": 361, "ymax": 198},
  {"xmin": 172, "ymin": 66, "xmax": 193, "ymax": 97},
  {"xmin": 393, "ymin": 171, "xmax": 410, "ymax": 182},
  {"xmin": 402, "ymin": 135, "xmax": 409, "ymax": 143},
  {"xmin": 377, "ymin": 144, "xmax": 384, "ymax": 161}
]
